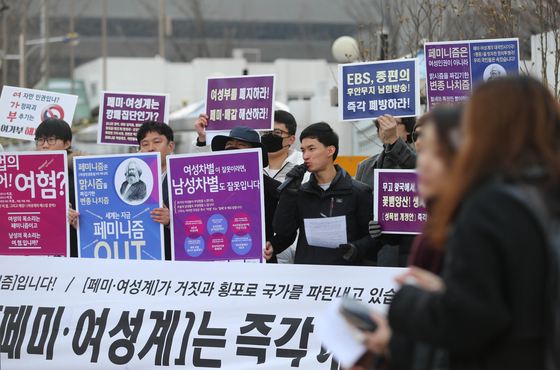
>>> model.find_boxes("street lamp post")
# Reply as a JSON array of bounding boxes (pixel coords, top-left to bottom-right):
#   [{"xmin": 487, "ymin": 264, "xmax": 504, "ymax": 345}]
[
  {"xmin": 330, "ymin": 36, "xmax": 360, "ymax": 107},
  {"xmin": 18, "ymin": 2, "xmax": 26, "ymax": 88}
]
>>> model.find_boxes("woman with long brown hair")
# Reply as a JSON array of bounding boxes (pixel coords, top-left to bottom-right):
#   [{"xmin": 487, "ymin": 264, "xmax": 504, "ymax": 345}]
[{"xmin": 358, "ymin": 76, "xmax": 560, "ymax": 369}]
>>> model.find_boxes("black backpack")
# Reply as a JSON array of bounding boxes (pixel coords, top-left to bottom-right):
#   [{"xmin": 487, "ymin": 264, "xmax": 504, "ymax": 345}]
[{"xmin": 498, "ymin": 183, "xmax": 560, "ymax": 370}]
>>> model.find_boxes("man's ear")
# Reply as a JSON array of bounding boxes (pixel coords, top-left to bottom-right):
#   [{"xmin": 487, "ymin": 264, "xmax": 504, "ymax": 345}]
[
  {"xmin": 169, "ymin": 141, "xmax": 175, "ymax": 152},
  {"xmin": 327, "ymin": 145, "xmax": 335, "ymax": 158},
  {"xmin": 63, "ymin": 140, "xmax": 71, "ymax": 150},
  {"xmin": 288, "ymin": 135, "xmax": 296, "ymax": 146}
]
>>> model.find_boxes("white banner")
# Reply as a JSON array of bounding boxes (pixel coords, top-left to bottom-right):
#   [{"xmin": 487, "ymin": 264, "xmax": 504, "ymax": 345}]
[
  {"xmin": 0, "ymin": 256, "xmax": 404, "ymax": 369},
  {"xmin": 0, "ymin": 86, "xmax": 78, "ymax": 141}
]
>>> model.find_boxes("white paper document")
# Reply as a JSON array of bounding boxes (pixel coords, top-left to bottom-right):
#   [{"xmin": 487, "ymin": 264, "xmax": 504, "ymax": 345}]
[
  {"xmin": 304, "ymin": 215, "xmax": 347, "ymax": 248},
  {"xmin": 315, "ymin": 299, "xmax": 367, "ymax": 369}
]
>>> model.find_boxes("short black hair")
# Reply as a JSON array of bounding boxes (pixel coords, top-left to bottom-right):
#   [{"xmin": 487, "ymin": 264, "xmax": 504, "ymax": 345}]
[
  {"xmin": 401, "ymin": 117, "xmax": 416, "ymax": 143},
  {"xmin": 136, "ymin": 121, "xmax": 174, "ymax": 145},
  {"xmin": 274, "ymin": 110, "xmax": 297, "ymax": 136},
  {"xmin": 300, "ymin": 121, "xmax": 339, "ymax": 160},
  {"xmin": 374, "ymin": 116, "xmax": 417, "ymax": 143},
  {"xmin": 35, "ymin": 118, "xmax": 73, "ymax": 152}
]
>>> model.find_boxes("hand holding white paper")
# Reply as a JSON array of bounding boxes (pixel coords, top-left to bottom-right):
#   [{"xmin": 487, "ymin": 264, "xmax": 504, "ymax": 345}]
[
  {"xmin": 304, "ymin": 216, "xmax": 347, "ymax": 249},
  {"xmin": 315, "ymin": 299, "xmax": 367, "ymax": 369}
]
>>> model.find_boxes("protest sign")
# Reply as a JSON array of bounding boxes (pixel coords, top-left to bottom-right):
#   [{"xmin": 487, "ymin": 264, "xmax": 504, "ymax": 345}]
[
  {"xmin": 74, "ymin": 153, "xmax": 164, "ymax": 260},
  {"xmin": 425, "ymin": 38, "xmax": 520, "ymax": 109},
  {"xmin": 0, "ymin": 255, "xmax": 404, "ymax": 369},
  {"xmin": 374, "ymin": 169, "xmax": 427, "ymax": 234},
  {"xmin": 0, "ymin": 86, "xmax": 78, "ymax": 141},
  {"xmin": 0, "ymin": 152, "xmax": 69, "ymax": 256},
  {"xmin": 205, "ymin": 75, "xmax": 275, "ymax": 131},
  {"xmin": 168, "ymin": 149, "xmax": 265, "ymax": 262},
  {"xmin": 338, "ymin": 59, "xmax": 420, "ymax": 121},
  {"xmin": 98, "ymin": 91, "xmax": 170, "ymax": 145}
]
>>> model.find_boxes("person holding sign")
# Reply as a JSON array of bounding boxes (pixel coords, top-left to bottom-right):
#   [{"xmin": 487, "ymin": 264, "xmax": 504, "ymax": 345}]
[
  {"xmin": 35, "ymin": 117, "xmax": 82, "ymax": 257},
  {"xmin": 68, "ymin": 121, "xmax": 173, "ymax": 260},
  {"xmin": 205, "ymin": 125, "xmax": 296, "ymax": 263},
  {"xmin": 137, "ymin": 121, "xmax": 175, "ymax": 260},
  {"xmin": 357, "ymin": 114, "xmax": 417, "ymax": 267},
  {"xmin": 193, "ymin": 114, "xmax": 297, "ymax": 263},
  {"xmin": 269, "ymin": 122, "xmax": 374, "ymax": 265},
  {"xmin": 192, "ymin": 113, "xmax": 213, "ymax": 153}
]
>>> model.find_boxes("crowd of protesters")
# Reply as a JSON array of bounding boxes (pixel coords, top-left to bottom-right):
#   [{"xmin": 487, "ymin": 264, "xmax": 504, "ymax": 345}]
[{"xmin": 33, "ymin": 74, "xmax": 560, "ymax": 370}]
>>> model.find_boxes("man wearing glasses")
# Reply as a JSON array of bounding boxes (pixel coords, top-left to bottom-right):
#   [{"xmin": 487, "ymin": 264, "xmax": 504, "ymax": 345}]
[
  {"xmin": 35, "ymin": 117, "xmax": 79, "ymax": 257},
  {"xmin": 259, "ymin": 110, "xmax": 309, "ymax": 184},
  {"xmin": 259, "ymin": 111, "xmax": 310, "ymax": 263}
]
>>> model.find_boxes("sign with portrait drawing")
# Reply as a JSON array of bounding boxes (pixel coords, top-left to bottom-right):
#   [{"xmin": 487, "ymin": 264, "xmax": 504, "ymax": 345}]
[{"xmin": 74, "ymin": 153, "xmax": 164, "ymax": 259}]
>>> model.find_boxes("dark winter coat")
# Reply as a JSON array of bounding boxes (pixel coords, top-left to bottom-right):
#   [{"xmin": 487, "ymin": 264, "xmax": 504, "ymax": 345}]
[
  {"xmin": 273, "ymin": 165, "xmax": 374, "ymax": 265},
  {"xmin": 388, "ymin": 182, "xmax": 547, "ymax": 370}
]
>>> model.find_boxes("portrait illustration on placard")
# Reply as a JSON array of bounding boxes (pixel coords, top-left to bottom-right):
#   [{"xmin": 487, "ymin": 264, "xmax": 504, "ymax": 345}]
[
  {"xmin": 483, "ymin": 63, "xmax": 507, "ymax": 82},
  {"xmin": 114, "ymin": 158, "xmax": 153, "ymax": 205}
]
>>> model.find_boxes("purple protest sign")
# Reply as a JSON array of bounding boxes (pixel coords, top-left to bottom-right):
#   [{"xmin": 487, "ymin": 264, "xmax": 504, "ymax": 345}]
[
  {"xmin": 425, "ymin": 38, "xmax": 519, "ymax": 109},
  {"xmin": 0, "ymin": 152, "xmax": 69, "ymax": 255},
  {"xmin": 206, "ymin": 75, "xmax": 275, "ymax": 131},
  {"xmin": 374, "ymin": 169, "xmax": 426, "ymax": 234},
  {"xmin": 168, "ymin": 149, "xmax": 265, "ymax": 262},
  {"xmin": 425, "ymin": 42, "xmax": 471, "ymax": 108},
  {"xmin": 98, "ymin": 91, "xmax": 170, "ymax": 145}
]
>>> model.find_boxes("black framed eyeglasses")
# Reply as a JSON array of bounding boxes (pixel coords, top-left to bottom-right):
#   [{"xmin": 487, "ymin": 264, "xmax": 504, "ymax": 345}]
[
  {"xmin": 35, "ymin": 137, "xmax": 60, "ymax": 146},
  {"xmin": 259, "ymin": 129, "xmax": 291, "ymax": 138}
]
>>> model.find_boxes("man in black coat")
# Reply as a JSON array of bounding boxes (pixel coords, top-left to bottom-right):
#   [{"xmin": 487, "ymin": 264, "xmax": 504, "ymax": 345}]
[{"xmin": 267, "ymin": 122, "xmax": 375, "ymax": 265}]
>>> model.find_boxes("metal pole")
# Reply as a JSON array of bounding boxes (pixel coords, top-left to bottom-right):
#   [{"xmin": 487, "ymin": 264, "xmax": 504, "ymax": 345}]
[
  {"xmin": 45, "ymin": 0, "xmax": 50, "ymax": 90},
  {"xmin": 19, "ymin": 34, "xmax": 24, "ymax": 88},
  {"xmin": 102, "ymin": 0, "xmax": 107, "ymax": 90},
  {"xmin": 19, "ymin": 3, "xmax": 26, "ymax": 88},
  {"xmin": 40, "ymin": 0, "xmax": 50, "ymax": 90},
  {"xmin": 158, "ymin": 0, "xmax": 165, "ymax": 58},
  {"xmin": 2, "ymin": 10, "xmax": 7, "ymax": 87},
  {"xmin": 40, "ymin": 1, "xmax": 45, "ymax": 81},
  {"xmin": 70, "ymin": 0, "xmax": 75, "ymax": 94}
]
